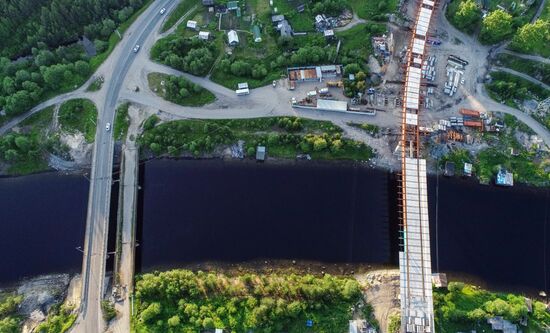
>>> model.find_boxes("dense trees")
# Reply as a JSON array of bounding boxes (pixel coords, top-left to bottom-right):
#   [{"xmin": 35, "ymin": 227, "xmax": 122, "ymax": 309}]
[
  {"xmin": 0, "ymin": 0, "xmax": 147, "ymax": 120},
  {"xmin": 152, "ymin": 36, "xmax": 218, "ymax": 76},
  {"xmin": 479, "ymin": 9, "xmax": 514, "ymax": 44},
  {"xmin": 511, "ymin": 20, "xmax": 550, "ymax": 56},
  {"xmin": 0, "ymin": 295, "xmax": 22, "ymax": 333},
  {"xmin": 134, "ymin": 270, "xmax": 365, "ymax": 333},
  {"xmin": 434, "ymin": 282, "xmax": 550, "ymax": 330},
  {"xmin": 0, "ymin": 0, "xmax": 145, "ymax": 59},
  {"xmin": 449, "ymin": 0, "xmax": 481, "ymax": 33},
  {"xmin": 311, "ymin": 0, "xmax": 347, "ymax": 15},
  {"xmin": 156, "ymin": 74, "xmax": 215, "ymax": 106}
]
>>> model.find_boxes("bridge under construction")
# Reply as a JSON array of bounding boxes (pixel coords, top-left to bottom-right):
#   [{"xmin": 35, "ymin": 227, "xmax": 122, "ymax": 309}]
[{"xmin": 398, "ymin": 0, "xmax": 438, "ymax": 332}]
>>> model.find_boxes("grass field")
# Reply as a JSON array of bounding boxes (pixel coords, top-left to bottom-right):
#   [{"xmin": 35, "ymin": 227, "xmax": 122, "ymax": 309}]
[
  {"xmin": 59, "ymin": 99, "xmax": 98, "ymax": 143},
  {"xmin": 349, "ymin": 0, "xmax": 399, "ymax": 20},
  {"xmin": 114, "ymin": 102, "xmax": 130, "ymax": 141}
]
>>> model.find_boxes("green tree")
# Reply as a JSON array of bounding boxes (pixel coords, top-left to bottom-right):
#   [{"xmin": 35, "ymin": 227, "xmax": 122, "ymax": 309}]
[
  {"xmin": 511, "ymin": 20, "xmax": 550, "ymax": 55},
  {"xmin": 453, "ymin": 0, "xmax": 481, "ymax": 32},
  {"xmin": 167, "ymin": 315, "xmax": 180, "ymax": 327},
  {"xmin": 479, "ymin": 10, "xmax": 513, "ymax": 44}
]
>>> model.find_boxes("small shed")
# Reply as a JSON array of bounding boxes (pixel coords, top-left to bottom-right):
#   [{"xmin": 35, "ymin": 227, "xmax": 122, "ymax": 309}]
[
  {"xmin": 271, "ymin": 14, "xmax": 285, "ymax": 23},
  {"xmin": 252, "ymin": 25, "xmax": 262, "ymax": 43},
  {"xmin": 227, "ymin": 30, "xmax": 239, "ymax": 46},
  {"xmin": 237, "ymin": 82, "xmax": 248, "ymax": 89},
  {"xmin": 277, "ymin": 20, "xmax": 292, "ymax": 37},
  {"xmin": 256, "ymin": 146, "xmax": 266, "ymax": 161},
  {"xmin": 323, "ymin": 29, "xmax": 334, "ymax": 38},
  {"xmin": 198, "ymin": 31, "xmax": 210, "ymax": 40},
  {"xmin": 186, "ymin": 20, "xmax": 198, "ymax": 30},
  {"xmin": 202, "ymin": 0, "xmax": 214, "ymax": 5},
  {"xmin": 444, "ymin": 161, "xmax": 455, "ymax": 177},
  {"xmin": 227, "ymin": 1, "xmax": 239, "ymax": 10}
]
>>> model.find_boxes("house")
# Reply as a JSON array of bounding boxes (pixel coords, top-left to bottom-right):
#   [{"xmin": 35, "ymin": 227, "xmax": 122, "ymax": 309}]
[
  {"xmin": 227, "ymin": 30, "xmax": 239, "ymax": 46},
  {"xmin": 198, "ymin": 31, "xmax": 210, "ymax": 40},
  {"xmin": 186, "ymin": 20, "xmax": 198, "ymax": 30},
  {"xmin": 277, "ymin": 20, "xmax": 292, "ymax": 37},
  {"xmin": 271, "ymin": 14, "xmax": 285, "ymax": 23},
  {"xmin": 202, "ymin": 0, "xmax": 214, "ymax": 6},
  {"xmin": 252, "ymin": 25, "xmax": 262, "ymax": 43},
  {"xmin": 256, "ymin": 146, "xmax": 266, "ymax": 161},
  {"xmin": 227, "ymin": 1, "xmax": 239, "ymax": 10},
  {"xmin": 323, "ymin": 29, "xmax": 334, "ymax": 39}
]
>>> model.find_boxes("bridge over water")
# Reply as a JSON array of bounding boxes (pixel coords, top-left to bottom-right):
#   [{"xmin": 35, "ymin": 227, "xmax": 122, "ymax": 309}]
[{"xmin": 398, "ymin": 0, "xmax": 438, "ymax": 332}]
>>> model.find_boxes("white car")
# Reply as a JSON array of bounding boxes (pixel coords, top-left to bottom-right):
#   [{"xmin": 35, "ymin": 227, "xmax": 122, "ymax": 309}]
[
  {"xmin": 160, "ymin": 7, "xmax": 166, "ymax": 14},
  {"xmin": 105, "ymin": 122, "xmax": 111, "ymax": 131},
  {"xmin": 133, "ymin": 44, "xmax": 140, "ymax": 53}
]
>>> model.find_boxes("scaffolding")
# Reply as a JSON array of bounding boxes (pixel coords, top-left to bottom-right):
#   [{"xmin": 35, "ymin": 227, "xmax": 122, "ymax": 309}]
[{"xmin": 399, "ymin": 0, "xmax": 438, "ymax": 332}]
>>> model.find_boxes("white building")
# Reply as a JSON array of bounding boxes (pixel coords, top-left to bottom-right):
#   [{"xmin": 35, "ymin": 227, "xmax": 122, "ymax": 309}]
[
  {"xmin": 227, "ymin": 30, "xmax": 239, "ymax": 46},
  {"xmin": 198, "ymin": 31, "xmax": 210, "ymax": 40},
  {"xmin": 186, "ymin": 20, "xmax": 197, "ymax": 30}
]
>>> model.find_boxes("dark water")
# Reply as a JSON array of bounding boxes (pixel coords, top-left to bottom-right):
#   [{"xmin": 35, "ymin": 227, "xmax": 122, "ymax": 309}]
[
  {"xmin": 0, "ymin": 173, "xmax": 88, "ymax": 285},
  {"xmin": 138, "ymin": 159, "xmax": 392, "ymax": 265},
  {"xmin": 1, "ymin": 159, "xmax": 548, "ymax": 295},
  {"xmin": 139, "ymin": 159, "xmax": 549, "ymax": 293}
]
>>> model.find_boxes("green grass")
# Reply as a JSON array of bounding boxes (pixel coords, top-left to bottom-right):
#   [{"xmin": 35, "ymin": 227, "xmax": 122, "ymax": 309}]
[
  {"xmin": 434, "ymin": 282, "xmax": 550, "ymax": 333},
  {"xmin": 35, "ymin": 304, "xmax": 77, "ymax": 333},
  {"xmin": 147, "ymin": 72, "xmax": 216, "ymax": 106},
  {"xmin": 90, "ymin": 0, "xmax": 155, "ymax": 70},
  {"xmin": 139, "ymin": 117, "xmax": 375, "ymax": 160},
  {"xmin": 161, "ymin": 0, "xmax": 200, "ymax": 33},
  {"xmin": 86, "ymin": 77, "xmax": 104, "ymax": 92},
  {"xmin": 349, "ymin": 0, "xmax": 399, "ymax": 20},
  {"xmin": 58, "ymin": 99, "xmax": 98, "ymax": 143},
  {"xmin": 348, "ymin": 122, "xmax": 380, "ymax": 135},
  {"xmin": 114, "ymin": 102, "xmax": 130, "ymax": 141},
  {"xmin": 133, "ymin": 269, "xmax": 367, "ymax": 333}
]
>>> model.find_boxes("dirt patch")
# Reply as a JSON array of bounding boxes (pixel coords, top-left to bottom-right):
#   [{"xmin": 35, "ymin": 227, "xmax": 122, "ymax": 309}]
[
  {"xmin": 59, "ymin": 131, "xmax": 93, "ymax": 165},
  {"xmin": 356, "ymin": 269, "xmax": 401, "ymax": 333}
]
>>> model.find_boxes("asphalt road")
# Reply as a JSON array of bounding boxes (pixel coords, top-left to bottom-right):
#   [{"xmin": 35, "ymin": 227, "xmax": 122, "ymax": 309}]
[{"xmin": 71, "ymin": 1, "xmax": 177, "ymax": 332}]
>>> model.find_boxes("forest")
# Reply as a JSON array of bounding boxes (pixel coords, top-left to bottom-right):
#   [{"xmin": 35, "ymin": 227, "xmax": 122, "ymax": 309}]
[{"xmin": 0, "ymin": 0, "xmax": 147, "ymax": 119}]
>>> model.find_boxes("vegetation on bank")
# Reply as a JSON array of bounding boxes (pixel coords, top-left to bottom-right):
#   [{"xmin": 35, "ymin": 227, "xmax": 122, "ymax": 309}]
[
  {"xmin": 486, "ymin": 71, "xmax": 550, "ymax": 107},
  {"xmin": 434, "ymin": 282, "xmax": 550, "ymax": 333},
  {"xmin": 139, "ymin": 116, "xmax": 375, "ymax": 161},
  {"xmin": 0, "ymin": 0, "xmax": 151, "ymax": 125},
  {"xmin": 0, "ymin": 106, "xmax": 70, "ymax": 175},
  {"xmin": 439, "ymin": 114, "xmax": 550, "ymax": 186},
  {"xmin": 133, "ymin": 269, "xmax": 370, "ymax": 333},
  {"xmin": 0, "ymin": 294, "xmax": 22, "ymax": 333},
  {"xmin": 147, "ymin": 72, "xmax": 215, "ymax": 107},
  {"xmin": 114, "ymin": 102, "xmax": 131, "ymax": 141},
  {"xmin": 59, "ymin": 99, "xmax": 98, "ymax": 143},
  {"xmin": 494, "ymin": 54, "xmax": 550, "ymax": 86},
  {"xmin": 34, "ymin": 304, "xmax": 77, "ymax": 333}
]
